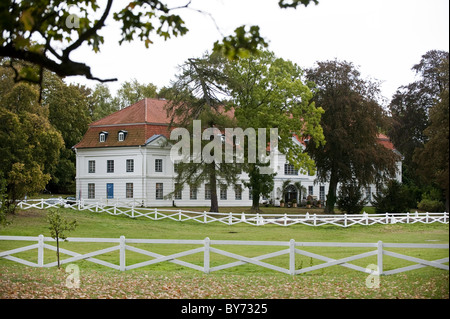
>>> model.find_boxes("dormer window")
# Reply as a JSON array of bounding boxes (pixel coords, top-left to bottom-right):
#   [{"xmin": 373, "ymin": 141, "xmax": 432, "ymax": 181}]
[
  {"xmin": 99, "ymin": 131, "xmax": 108, "ymax": 142},
  {"xmin": 118, "ymin": 130, "xmax": 128, "ymax": 142}
]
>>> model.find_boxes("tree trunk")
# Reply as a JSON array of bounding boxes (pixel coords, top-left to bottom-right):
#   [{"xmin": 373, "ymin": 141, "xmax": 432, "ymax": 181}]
[
  {"xmin": 325, "ymin": 170, "xmax": 339, "ymax": 214},
  {"xmin": 56, "ymin": 236, "xmax": 60, "ymax": 269},
  {"xmin": 251, "ymin": 190, "xmax": 261, "ymax": 213},
  {"xmin": 209, "ymin": 162, "xmax": 219, "ymax": 213}
]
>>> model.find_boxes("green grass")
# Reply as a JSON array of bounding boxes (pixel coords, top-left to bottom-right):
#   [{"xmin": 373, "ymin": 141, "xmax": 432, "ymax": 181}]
[{"xmin": 0, "ymin": 207, "xmax": 448, "ymax": 299}]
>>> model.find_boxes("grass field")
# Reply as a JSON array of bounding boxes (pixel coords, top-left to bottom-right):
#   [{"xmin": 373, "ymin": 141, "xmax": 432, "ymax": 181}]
[{"xmin": 0, "ymin": 207, "xmax": 448, "ymax": 299}]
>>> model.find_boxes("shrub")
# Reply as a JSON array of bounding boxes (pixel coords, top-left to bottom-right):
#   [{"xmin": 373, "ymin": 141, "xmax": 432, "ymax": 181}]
[
  {"xmin": 418, "ymin": 199, "xmax": 445, "ymax": 212},
  {"xmin": 372, "ymin": 180, "xmax": 410, "ymax": 213},
  {"xmin": 337, "ymin": 180, "xmax": 367, "ymax": 214}
]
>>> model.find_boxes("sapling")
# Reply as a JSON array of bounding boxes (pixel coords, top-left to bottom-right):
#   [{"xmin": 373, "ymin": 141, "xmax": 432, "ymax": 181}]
[{"xmin": 46, "ymin": 209, "xmax": 78, "ymax": 268}]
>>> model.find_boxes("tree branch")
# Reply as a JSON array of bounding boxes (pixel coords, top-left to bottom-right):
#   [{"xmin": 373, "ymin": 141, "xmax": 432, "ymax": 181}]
[
  {"xmin": 62, "ymin": 0, "xmax": 114, "ymax": 61},
  {"xmin": 0, "ymin": 44, "xmax": 117, "ymax": 82}
]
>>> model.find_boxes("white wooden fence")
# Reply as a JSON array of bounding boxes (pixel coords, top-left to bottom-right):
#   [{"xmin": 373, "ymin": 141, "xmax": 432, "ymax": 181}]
[
  {"xmin": 0, "ymin": 235, "xmax": 448, "ymax": 275},
  {"xmin": 17, "ymin": 198, "xmax": 449, "ymax": 227}
]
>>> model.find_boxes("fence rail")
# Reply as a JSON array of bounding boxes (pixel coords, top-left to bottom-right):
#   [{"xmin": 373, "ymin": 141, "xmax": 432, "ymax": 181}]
[
  {"xmin": 17, "ymin": 198, "xmax": 449, "ymax": 228},
  {"xmin": 0, "ymin": 235, "xmax": 448, "ymax": 275}
]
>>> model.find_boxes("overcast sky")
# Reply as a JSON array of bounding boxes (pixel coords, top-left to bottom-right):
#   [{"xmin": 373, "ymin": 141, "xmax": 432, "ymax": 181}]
[{"xmin": 68, "ymin": 0, "xmax": 449, "ymax": 104}]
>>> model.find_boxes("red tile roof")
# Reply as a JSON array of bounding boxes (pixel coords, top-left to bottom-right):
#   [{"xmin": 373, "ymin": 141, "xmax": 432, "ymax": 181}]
[
  {"xmin": 376, "ymin": 133, "xmax": 396, "ymax": 151},
  {"xmin": 74, "ymin": 98, "xmax": 174, "ymax": 149},
  {"xmin": 89, "ymin": 98, "xmax": 172, "ymax": 126}
]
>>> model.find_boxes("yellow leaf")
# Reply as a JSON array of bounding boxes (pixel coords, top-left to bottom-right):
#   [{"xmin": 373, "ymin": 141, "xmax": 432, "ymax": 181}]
[{"xmin": 20, "ymin": 9, "xmax": 35, "ymax": 31}]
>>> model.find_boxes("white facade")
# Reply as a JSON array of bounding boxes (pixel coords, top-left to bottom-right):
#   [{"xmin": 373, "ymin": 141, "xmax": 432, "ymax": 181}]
[{"xmin": 75, "ymin": 135, "xmax": 402, "ymax": 208}]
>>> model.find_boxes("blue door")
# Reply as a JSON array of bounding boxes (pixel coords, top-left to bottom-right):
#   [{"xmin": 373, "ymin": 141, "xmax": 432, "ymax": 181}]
[{"xmin": 107, "ymin": 183, "xmax": 114, "ymax": 199}]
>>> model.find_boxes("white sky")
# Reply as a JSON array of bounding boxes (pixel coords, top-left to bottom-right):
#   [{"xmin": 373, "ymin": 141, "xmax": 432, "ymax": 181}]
[{"xmin": 68, "ymin": 0, "xmax": 450, "ymax": 104}]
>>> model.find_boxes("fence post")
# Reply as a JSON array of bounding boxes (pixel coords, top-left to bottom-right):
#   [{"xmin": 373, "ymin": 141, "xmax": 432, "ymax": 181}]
[
  {"xmin": 377, "ymin": 240, "xmax": 383, "ymax": 276},
  {"xmin": 204, "ymin": 237, "xmax": 210, "ymax": 274},
  {"xmin": 289, "ymin": 239, "xmax": 296, "ymax": 275},
  {"xmin": 203, "ymin": 211, "xmax": 207, "ymax": 223},
  {"xmin": 119, "ymin": 236, "xmax": 126, "ymax": 271},
  {"xmin": 38, "ymin": 235, "xmax": 44, "ymax": 267}
]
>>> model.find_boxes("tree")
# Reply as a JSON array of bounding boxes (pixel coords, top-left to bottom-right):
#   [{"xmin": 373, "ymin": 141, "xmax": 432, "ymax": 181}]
[
  {"xmin": 305, "ymin": 60, "xmax": 398, "ymax": 213},
  {"xmin": 0, "ymin": 69, "xmax": 64, "ymax": 213},
  {"xmin": 166, "ymin": 53, "xmax": 241, "ymax": 212},
  {"xmin": 88, "ymin": 83, "xmax": 119, "ymax": 121},
  {"xmin": 414, "ymin": 56, "xmax": 449, "ymax": 212},
  {"xmin": 372, "ymin": 180, "xmax": 410, "ymax": 214},
  {"xmin": 243, "ymin": 163, "xmax": 276, "ymax": 212},
  {"xmin": 115, "ymin": 79, "xmax": 158, "ymax": 110},
  {"xmin": 388, "ymin": 50, "xmax": 449, "ymax": 202},
  {"xmin": 336, "ymin": 180, "xmax": 367, "ymax": 214},
  {"xmin": 0, "ymin": 0, "xmax": 317, "ymax": 87},
  {"xmin": 225, "ymin": 50, "xmax": 325, "ymax": 212},
  {"xmin": 46, "ymin": 209, "xmax": 77, "ymax": 268},
  {"xmin": 41, "ymin": 72, "xmax": 91, "ymax": 194}
]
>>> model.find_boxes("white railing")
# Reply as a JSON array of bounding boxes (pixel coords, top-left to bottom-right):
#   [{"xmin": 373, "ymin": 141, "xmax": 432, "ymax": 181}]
[
  {"xmin": 16, "ymin": 198, "xmax": 449, "ymax": 227},
  {"xmin": 0, "ymin": 235, "xmax": 448, "ymax": 275}
]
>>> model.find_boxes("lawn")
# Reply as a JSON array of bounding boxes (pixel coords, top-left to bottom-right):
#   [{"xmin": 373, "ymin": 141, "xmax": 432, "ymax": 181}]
[{"xmin": 0, "ymin": 207, "xmax": 448, "ymax": 299}]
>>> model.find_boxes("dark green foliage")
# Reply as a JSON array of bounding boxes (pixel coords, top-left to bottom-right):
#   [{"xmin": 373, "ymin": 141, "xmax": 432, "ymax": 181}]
[
  {"xmin": 336, "ymin": 180, "xmax": 367, "ymax": 214},
  {"xmin": 305, "ymin": 59, "xmax": 398, "ymax": 213},
  {"xmin": 417, "ymin": 199, "xmax": 445, "ymax": 212},
  {"xmin": 372, "ymin": 180, "xmax": 410, "ymax": 214}
]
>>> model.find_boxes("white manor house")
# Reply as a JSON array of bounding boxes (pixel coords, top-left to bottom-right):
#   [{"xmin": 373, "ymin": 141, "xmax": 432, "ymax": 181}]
[{"xmin": 74, "ymin": 98, "xmax": 402, "ymax": 207}]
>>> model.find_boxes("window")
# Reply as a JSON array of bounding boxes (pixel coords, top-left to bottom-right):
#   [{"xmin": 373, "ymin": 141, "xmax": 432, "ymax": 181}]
[
  {"xmin": 118, "ymin": 130, "xmax": 127, "ymax": 141},
  {"xmin": 190, "ymin": 186, "xmax": 197, "ymax": 200},
  {"xmin": 248, "ymin": 186, "xmax": 253, "ymax": 200},
  {"xmin": 205, "ymin": 184, "xmax": 211, "ymax": 200},
  {"xmin": 126, "ymin": 159, "xmax": 134, "ymax": 172},
  {"xmin": 99, "ymin": 132, "xmax": 108, "ymax": 142},
  {"xmin": 88, "ymin": 183, "xmax": 95, "ymax": 199},
  {"xmin": 88, "ymin": 160, "xmax": 95, "ymax": 173},
  {"xmin": 126, "ymin": 183, "xmax": 133, "ymax": 198},
  {"xmin": 235, "ymin": 184, "xmax": 242, "ymax": 200},
  {"xmin": 107, "ymin": 160, "xmax": 114, "ymax": 173},
  {"xmin": 320, "ymin": 186, "xmax": 325, "ymax": 202},
  {"xmin": 308, "ymin": 186, "xmax": 313, "ymax": 196},
  {"xmin": 220, "ymin": 185, "xmax": 227, "ymax": 200},
  {"xmin": 174, "ymin": 183, "xmax": 182, "ymax": 200},
  {"xmin": 156, "ymin": 183, "xmax": 163, "ymax": 200},
  {"xmin": 155, "ymin": 159, "xmax": 163, "ymax": 172},
  {"xmin": 284, "ymin": 163, "xmax": 298, "ymax": 175}
]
